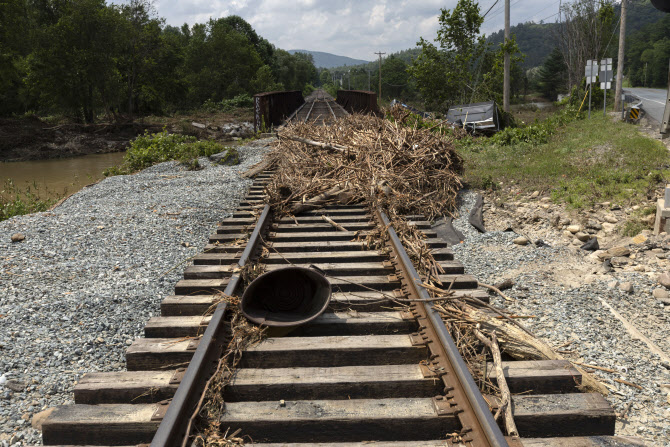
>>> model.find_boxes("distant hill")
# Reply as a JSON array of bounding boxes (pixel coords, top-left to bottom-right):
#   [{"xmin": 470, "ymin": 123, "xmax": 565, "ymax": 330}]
[
  {"xmin": 288, "ymin": 50, "xmax": 371, "ymax": 69},
  {"xmin": 488, "ymin": 0, "xmax": 665, "ymax": 69}
]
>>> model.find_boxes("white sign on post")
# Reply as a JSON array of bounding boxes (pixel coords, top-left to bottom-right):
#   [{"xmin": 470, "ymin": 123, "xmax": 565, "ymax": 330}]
[
  {"xmin": 600, "ymin": 58, "xmax": 613, "ymax": 90},
  {"xmin": 585, "ymin": 60, "xmax": 599, "ymax": 84}
]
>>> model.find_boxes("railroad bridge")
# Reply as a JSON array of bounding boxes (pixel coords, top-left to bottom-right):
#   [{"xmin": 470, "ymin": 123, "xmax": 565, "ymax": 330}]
[{"xmin": 253, "ymin": 88, "xmax": 379, "ymax": 131}]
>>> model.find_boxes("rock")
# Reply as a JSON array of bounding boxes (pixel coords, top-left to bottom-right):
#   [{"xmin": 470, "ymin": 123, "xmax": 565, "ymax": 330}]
[
  {"xmin": 642, "ymin": 215, "xmax": 656, "ymax": 226},
  {"xmin": 619, "ymin": 282, "xmax": 634, "ymax": 293},
  {"xmin": 540, "ymin": 197, "xmax": 551, "ymax": 203},
  {"xmin": 602, "ymin": 214, "xmax": 619, "ymax": 224},
  {"xmin": 632, "ymin": 205, "xmax": 640, "ymax": 211},
  {"xmin": 530, "ymin": 191, "xmax": 540, "ymax": 198},
  {"xmin": 535, "ymin": 239, "xmax": 550, "ymax": 248},
  {"xmin": 513, "ymin": 236, "xmax": 529, "ymax": 246},
  {"xmin": 611, "ymin": 256, "xmax": 629, "ymax": 267},
  {"xmin": 567, "ymin": 225, "xmax": 581, "ymax": 234},
  {"xmin": 11, "ymin": 233, "xmax": 25, "ymax": 242},
  {"xmin": 5, "ymin": 379, "xmax": 26, "ymax": 392},
  {"xmin": 586, "ymin": 221, "xmax": 603, "ymax": 231},
  {"xmin": 580, "ymin": 237, "xmax": 600, "ymax": 251},
  {"xmin": 633, "ymin": 265, "xmax": 646, "ymax": 272},
  {"xmin": 653, "ymin": 288, "xmax": 670, "ymax": 300},
  {"xmin": 658, "ymin": 272, "xmax": 670, "ymax": 289},
  {"xmin": 602, "ymin": 222, "xmax": 616, "ymax": 233},
  {"xmin": 607, "ymin": 246, "xmax": 631, "ymax": 257},
  {"xmin": 31, "ymin": 407, "xmax": 55, "ymax": 430},
  {"xmin": 632, "ymin": 234, "xmax": 648, "ymax": 245},
  {"xmin": 494, "ymin": 279, "xmax": 515, "ymax": 291},
  {"xmin": 562, "ymin": 230, "xmax": 572, "ymax": 238},
  {"xmin": 575, "ymin": 232, "xmax": 591, "ymax": 242},
  {"xmin": 607, "ymin": 280, "xmax": 619, "ymax": 289}
]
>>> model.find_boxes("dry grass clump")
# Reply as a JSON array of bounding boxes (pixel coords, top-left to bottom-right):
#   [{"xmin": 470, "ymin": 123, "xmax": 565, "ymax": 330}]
[{"xmin": 266, "ymin": 109, "xmax": 464, "ymax": 221}]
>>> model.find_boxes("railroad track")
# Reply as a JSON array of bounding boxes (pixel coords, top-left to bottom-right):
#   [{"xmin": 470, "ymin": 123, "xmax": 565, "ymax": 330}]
[
  {"xmin": 39, "ymin": 170, "xmax": 639, "ymax": 447},
  {"xmin": 289, "ymin": 89, "xmax": 348, "ymax": 125}
]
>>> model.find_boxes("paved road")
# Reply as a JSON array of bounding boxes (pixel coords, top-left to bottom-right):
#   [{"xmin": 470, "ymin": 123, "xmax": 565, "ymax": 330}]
[{"xmin": 624, "ymin": 87, "xmax": 667, "ymax": 124}]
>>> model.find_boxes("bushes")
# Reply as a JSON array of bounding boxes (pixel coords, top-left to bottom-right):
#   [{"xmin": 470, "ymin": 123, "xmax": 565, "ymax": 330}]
[
  {"xmin": 489, "ymin": 105, "xmax": 579, "ymax": 146},
  {"xmin": 104, "ymin": 130, "xmax": 238, "ymax": 176},
  {"xmin": 202, "ymin": 94, "xmax": 254, "ymax": 113}
]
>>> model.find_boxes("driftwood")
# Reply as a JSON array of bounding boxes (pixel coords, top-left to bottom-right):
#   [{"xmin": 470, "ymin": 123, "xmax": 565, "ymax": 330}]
[
  {"xmin": 290, "ymin": 185, "xmax": 354, "ymax": 214},
  {"xmin": 242, "ymin": 158, "xmax": 276, "ymax": 179},
  {"xmin": 474, "ymin": 329, "xmax": 518, "ymax": 437},
  {"xmin": 278, "ymin": 133, "xmax": 348, "ymax": 153},
  {"xmin": 467, "ymin": 306, "xmax": 609, "ymax": 395},
  {"xmin": 322, "ymin": 215, "xmax": 348, "ymax": 232}
]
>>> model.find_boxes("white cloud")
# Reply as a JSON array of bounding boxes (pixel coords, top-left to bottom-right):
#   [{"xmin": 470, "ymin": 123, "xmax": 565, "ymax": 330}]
[{"xmin": 114, "ymin": 0, "xmax": 561, "ymax": 60}]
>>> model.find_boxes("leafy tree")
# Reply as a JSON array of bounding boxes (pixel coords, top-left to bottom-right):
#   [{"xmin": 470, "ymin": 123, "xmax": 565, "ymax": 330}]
[
  {"xmin": 408, "ymin": 0, "xmax": 520, "ymax": 111},
  {"xmin": 378, "ymin": 55, "xmax": 408, "ymax": 98},
  {"xmin": 26, "ymin": 0, "xmax": 122, "ymax": 122},
  {"xmin": 626, "ymin": 14, "xmax": 670, "ymax": 87}
]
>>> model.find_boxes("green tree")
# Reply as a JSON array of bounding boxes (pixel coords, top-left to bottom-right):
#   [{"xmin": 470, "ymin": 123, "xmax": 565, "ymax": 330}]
[
  {"xmin": 26, "ymin": 0, "xmax": 122, "ymax": 122},
  {"xmin": 536, "ymin": 47, "xmax": 567, "ymax": 100}
]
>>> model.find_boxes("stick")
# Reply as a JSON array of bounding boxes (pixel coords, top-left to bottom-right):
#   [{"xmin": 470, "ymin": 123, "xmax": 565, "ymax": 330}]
[
  {"xmin": 242, "ymin": 158, "xmax": 275, "ymax": 178},
  {"xmin": 479, "ymin": 282, "xmax": 514, "ymax": 301},
  {"xmin": 614, "ymin": 378, "xmax": 643, "ymax": 390},
  {"xmin": 321, "ymin": 215, "xmax": 348, "ymax": 232},
  {"xmin": 279, "ymin": 134, "xmax": 348, "ymax": 153},
  {"xmin": 291, "ymin": 185, "xmax": 345, "ymax": 214},
  {"xmin": 474, "ymin": 329, "xmax": 519, "ymax": 436},
  {"xmin": 571, "ymin": 361, "xmax": 617, "ymax": 373}
]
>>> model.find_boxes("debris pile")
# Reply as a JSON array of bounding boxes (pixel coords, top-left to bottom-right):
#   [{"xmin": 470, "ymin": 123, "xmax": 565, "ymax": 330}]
[{"xmin": 266, "ymin": 110, "xmax": 465, "ymax": 221}]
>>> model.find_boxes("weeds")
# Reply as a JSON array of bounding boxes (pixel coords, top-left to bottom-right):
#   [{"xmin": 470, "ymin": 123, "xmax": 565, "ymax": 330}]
[
  {"xmin": 1, "ymin": 179, "xmax": 56, "ymax": 222},
  {"xmin": 460, "ymin": 109, "xmax": 669, "ymax": 209},
  {"xmin": 104, "ymin": 130, "xmax": 239, "ymax": 176}
]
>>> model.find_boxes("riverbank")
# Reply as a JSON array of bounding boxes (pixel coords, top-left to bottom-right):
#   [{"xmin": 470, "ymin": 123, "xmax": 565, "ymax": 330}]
[
  {"xmin": 0, "ymin": 138, "xmax": 273, "ymax": 445},
  {"xmin": 0, "ymin": 111, "xmax": 254, "ymax": 163}
]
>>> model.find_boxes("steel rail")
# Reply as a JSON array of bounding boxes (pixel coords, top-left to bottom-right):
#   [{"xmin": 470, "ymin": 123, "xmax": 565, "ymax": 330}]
[
  {"xmin": 325, "ymin": 99, "xmax": 337, "ymax": 121},
  {"xmin": 376, "ymin": 209, "xmax": 509, "ymax": 447},
  {"xmin": 304, "ymin": 100, "xmax": 317, "ymax": 123},
  {"xmin": 150, "ymin": 205, "xmax": 272, "ymax": 447}
]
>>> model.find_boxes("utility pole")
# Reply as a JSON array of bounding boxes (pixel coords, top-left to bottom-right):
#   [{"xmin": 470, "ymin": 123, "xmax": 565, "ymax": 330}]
[
  {"xmin": 613, "ymin": 0, "xmax": 626, "ymax": 112},
  {"xmin": 375, "ymin": 51, "xmax": 386, "ymax": 100},
  {"xmin": 503, "ymin": 0, "xmax": 510, "ymax": 113}
]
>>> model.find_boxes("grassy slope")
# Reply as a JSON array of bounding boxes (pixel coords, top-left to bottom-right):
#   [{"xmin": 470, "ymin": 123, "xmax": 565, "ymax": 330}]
[{"xmin": 460, "ymin": 113, "xmax": 669, "ymax": 209}]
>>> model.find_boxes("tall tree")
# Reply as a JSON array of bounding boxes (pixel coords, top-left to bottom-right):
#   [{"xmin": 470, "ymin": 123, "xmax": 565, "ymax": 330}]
[
  {"xmin": 536, "ymin": 47, "xmax": 568, "ymax": 100},
  {"xmin": 26, "ymin": 0, "xmax": 122, "ymax": 122},
  {"xmin": 555, "ymin": 0, "xmax": 615, "ymax": 90}
]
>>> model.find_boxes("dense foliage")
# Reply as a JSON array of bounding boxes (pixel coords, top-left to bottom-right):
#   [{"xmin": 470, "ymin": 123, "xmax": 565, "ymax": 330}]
[
  {"xmin": 0, "ymin": 0, "xmax": 317, "ymax": 122},
  {"xmin": 626, "ymin": 14, "xmax": 670, "ymax": 88}
]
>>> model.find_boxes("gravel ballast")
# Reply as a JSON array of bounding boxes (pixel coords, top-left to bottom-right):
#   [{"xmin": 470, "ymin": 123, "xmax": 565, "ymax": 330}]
[
  {"xmin": 451, "ymin": 190, "xmax": 670, "ymax": 447},
  {"xmin": 0, "ymin": 139, "xmax": 272, "ymax": 445}
]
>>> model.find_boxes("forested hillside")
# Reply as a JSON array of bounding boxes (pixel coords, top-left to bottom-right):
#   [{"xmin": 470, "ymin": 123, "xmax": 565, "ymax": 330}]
[
  {"xmin": 0, "ymin": 0, "xmax": 318, "ymax": 122},
  {"xmin": 626, "ymin": 13, "xmax": 670, "ymax": 88}
]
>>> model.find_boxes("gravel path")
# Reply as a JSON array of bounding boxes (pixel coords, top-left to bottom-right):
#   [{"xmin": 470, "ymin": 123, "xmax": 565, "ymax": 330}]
[
  {"xmin": 451, "ymin": 190, "xmax": 670, "ymax": 447},
  {"xmin": 0, "ymin": 139, "xmax": 272, "ymax": 446}
]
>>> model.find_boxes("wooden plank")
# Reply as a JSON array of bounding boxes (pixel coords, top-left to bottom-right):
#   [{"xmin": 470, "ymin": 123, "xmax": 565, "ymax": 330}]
[
  {"xmin": 266, "ymin": 261, "xmax": 463, "ymax": 275},
  {"xmin": 144, "ymin": 315, "xmax": 210, "ymax": 338},
  {"xmin": 276, "ymin": 215, "xmax": 373, "ymax": 224},
  {"xmin": 125, "ymin": 338, "xmax": 194, "ymax": 371},
  {"xmin": 220, "ymin": 398, "xmax": 456, "ymax": 443},
  {"xmin": 262, "ymin": 251, "xmax": 387, "ymax": 264},
  {"xmin": 74, "ymin": 371, "xmax": 177, "ymax": 404},
  {"xmin": 161, "ymin": 295, "xmax": 217, "ymax": 316},
  {"xmin": 512, "ymin": 393, "xmax": 615, "ymax": 437},
  {"xmin": 41, "ymin": 403, "xmax": 159, "ymax": 445},
  {"xmin": 484, "ymin": 360, "xmax": 582, "ymax": 394},
  {"xmin": 192, "ymin": 253, "xmax": 241, "ymax": 265},
  {"xmin": 219, "ymin": 393, "xmax": 615, "ymax": 443},
  {"xmin": 240, "ymin": 334, "xmax": 427, "ymax": 368},
  {"xmin": 240, "ymin": 437, "xmax": 647, "ymax": 447},
  {"xmin": 219, "ymin": 217, "xmax": 256, "ymax": 226},
  {"xmin": 216, "ymin": 224, "xmax": 256, "ymax": 234},
  {"xmin": 224, "ymin": 364, "xmax": 440, "ymax": 401},
  {"xmin": 291, "ymin": 311, "xmax": 417, "ymax": 336},
  {"xmin": 173, "ymin": 278, "xmax": 228, "ymax": 294},
  {"xmin": 184, "ymin": 265, "xmax": 239, "ymax": 279},
  {"xmin": 267, "ymin": 222, "xmax": 376, "ymax": 233},
  {"xmin": 267, "ymin": 239, "xmax": 446, "ymax": 253},
  {"xmin": 261, "ymin": 230, "xmax": 437, "ymax": 243},
  {"xmin": 208, "ymin": 233, "xmax": 251, "ymax": 243}
]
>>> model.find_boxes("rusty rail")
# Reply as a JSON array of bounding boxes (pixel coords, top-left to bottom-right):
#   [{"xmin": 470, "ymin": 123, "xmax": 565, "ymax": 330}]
[
  {"xmin": 150, "ymin": 205, "xmax": 272, "ymax": 447},
  {"xmin": 376, "ymin": 208, "xmax": 510, "ymax": 447}
]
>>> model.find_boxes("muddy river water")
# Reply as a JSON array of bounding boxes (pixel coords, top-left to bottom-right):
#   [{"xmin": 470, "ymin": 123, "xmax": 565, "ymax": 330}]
[{"xmin": 0, "ymin": 151, "xmax": 126, "ymax": 200}]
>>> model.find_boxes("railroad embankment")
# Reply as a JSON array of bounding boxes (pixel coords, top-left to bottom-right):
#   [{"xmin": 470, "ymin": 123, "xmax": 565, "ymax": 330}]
[{"xmin": 0, "ymin": 138, "xmax": 272, "ymax": 445}]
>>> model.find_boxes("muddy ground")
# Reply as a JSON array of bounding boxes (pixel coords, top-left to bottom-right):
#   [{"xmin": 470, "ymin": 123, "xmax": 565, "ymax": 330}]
[{"xmin": 0, "ymin": 110, "xmax": 255, "ymax": 163}]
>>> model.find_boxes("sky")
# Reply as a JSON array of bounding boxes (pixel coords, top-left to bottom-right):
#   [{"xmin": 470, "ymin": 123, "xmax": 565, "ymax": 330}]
[{"xmin": 120, "ymin": 0, "xmax": 565, "ymax": 60}]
